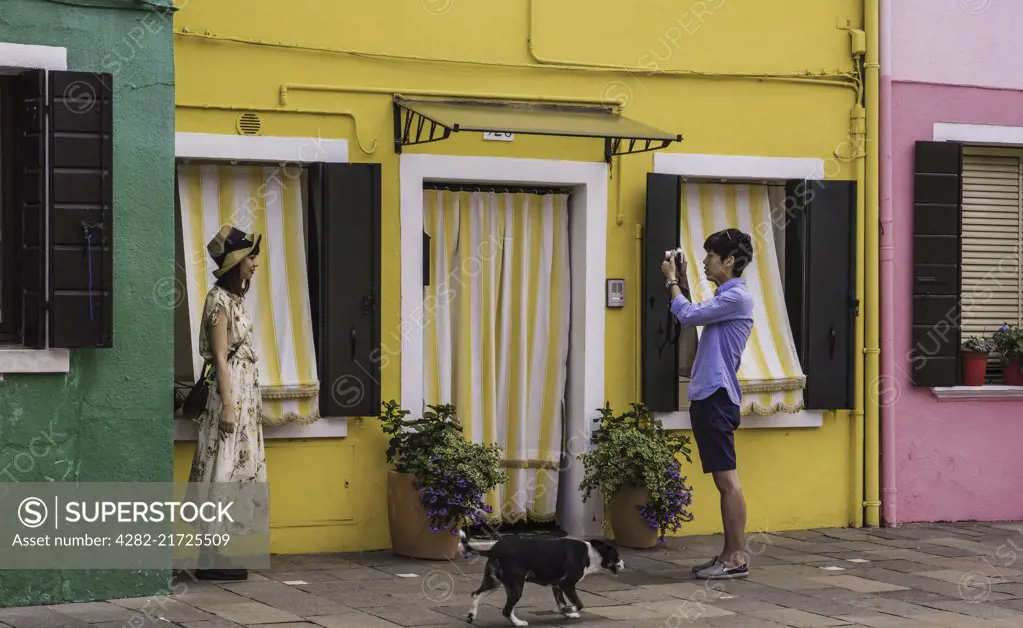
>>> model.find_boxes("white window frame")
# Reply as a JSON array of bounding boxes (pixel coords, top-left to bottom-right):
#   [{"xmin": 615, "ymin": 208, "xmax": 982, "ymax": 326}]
[
  {"xmin": 0, "ymin": 42, "xmax": 71, "ymax": 374},
  {"xmin": 652, "ymin": 152, "xmax": 830, "ymax": 429},
  {"xmin": 172, "ymin": 131, "xmax": 351, "ymax": 440},
  {"xmin": 929, "ymin": 122, "xmax": 1023, "ymax": 400},
  {"xmin": 399, "ymin": 153, "xmax": 607, "ymax": 538}
]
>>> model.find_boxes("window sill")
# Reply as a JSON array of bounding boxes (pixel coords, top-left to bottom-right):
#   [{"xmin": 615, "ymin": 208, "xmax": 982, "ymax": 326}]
[
  {"xmin": 931, "ymin": 386, "xmax": 1023, "ymax": 401},
  {"xmin": 0, "ymin": 347, "xmax": 71, "ymax": 374},
  {"xmin": 173, "ymin": 416, "xmax": 348, "ymax": 441},
  {"xmin": 654, "ymin": 409, "xmax": 825, "ymax": 430}
]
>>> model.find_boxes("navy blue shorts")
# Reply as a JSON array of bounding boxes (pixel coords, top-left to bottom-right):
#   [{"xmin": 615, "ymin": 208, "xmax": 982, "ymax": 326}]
[{"xmin": 690, "ymin": 387, "xmax": 741, "ymax": 474}]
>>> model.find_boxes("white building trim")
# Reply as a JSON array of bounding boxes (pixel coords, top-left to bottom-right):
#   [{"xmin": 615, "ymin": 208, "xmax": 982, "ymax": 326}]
[
  {"xmin": 653, "ymin": 152, "xmax": 827, "ymax": 181},
  {"xmin": 174, "ymin": 416, "xmax": 350, "ymax": 441},
  {"xmin": 654, "ymin": 151, "xmax": 827, "ymax": 430},
  {"xmin": 172, "ymin": 132, "xmax": 350, "ymax": 440},
  {"xmin": 399, "ymin": 153, "xmax": 607, "ymax": 538},
  {"xmin": 175, "ymin": 132, "xmax": 350, "ymax": 163},
  {"xmin": 0, "ymin": 42, "xmax": 70, "ymax": 374},
  {"xmin": 933, "ymin": 122, "xmax": 1023, "ymax": 146},
  {"xmin": 0, "ymin": 42, "xmax": 67, "ymax": 73},
  {"xmin": 931, "ymin": 386, "xmax": 1023, "ymax": 401}
]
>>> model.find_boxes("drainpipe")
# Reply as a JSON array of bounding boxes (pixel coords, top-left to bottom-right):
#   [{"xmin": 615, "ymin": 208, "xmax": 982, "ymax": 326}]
[
  {"xmin": 877, "ymin": 0, "xmax": 897, "ymax": 527},
  {"xmin": 863, "ymin": 0, "xmax": 882, "ymax": 528}
]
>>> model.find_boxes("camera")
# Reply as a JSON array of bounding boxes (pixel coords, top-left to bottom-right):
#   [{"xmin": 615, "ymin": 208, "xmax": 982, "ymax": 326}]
[{"xmin": 664, "ymin": 248, "xmax": 683, "ymax": 264}]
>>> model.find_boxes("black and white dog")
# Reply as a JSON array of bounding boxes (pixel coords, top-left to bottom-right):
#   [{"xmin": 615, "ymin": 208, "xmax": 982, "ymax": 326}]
[{"xmin": 458, "ymin": 530, "xmax": 625, "ymax": 626}]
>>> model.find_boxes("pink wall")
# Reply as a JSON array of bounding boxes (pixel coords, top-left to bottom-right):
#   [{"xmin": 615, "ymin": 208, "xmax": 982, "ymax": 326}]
[
  {"xmin": 888, "ymin": 82, "xmax": 1023, "ymax": 523},
  {"xmin": 892, "ymin": 0, "xmax": 1023, "ymax": 89}
]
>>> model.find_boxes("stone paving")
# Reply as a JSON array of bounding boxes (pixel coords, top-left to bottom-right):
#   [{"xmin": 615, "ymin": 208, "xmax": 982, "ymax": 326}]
[{"xmin": 4, "ymin": 522, "xmax": 1023, "ymax": 627}]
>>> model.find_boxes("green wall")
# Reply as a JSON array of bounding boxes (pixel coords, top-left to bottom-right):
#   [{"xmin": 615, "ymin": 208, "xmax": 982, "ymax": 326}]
[{"xmin": 0, "ymin": 0, "xmax": 175, "ymax": 607}]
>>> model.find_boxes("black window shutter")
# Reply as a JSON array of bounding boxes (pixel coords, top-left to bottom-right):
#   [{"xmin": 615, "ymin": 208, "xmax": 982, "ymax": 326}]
[
  {"xmin": 642, "ymin": 173, "xmax": 682, "ymax": 412},
  {"xmin": 910, "ymin": 141, "xmax": 962, "ymax": 387},
  {"xmin": 785, "ymin": 179, "xmax": 858, "ymax": 410},
  {"xmin": 13, "ymin": 69, "xmax": 47, "ymax": 349},
  {"xmin": 48, "ymin": 71, "xmax": 114, "ymax": 348},
  {"xmin": 308, "ymin": 163, "xmax": 382, "ymax": 418}
]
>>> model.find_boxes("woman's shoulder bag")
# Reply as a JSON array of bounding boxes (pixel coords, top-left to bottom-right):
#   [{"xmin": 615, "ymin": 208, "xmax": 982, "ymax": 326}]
[{"xmin": 181, "ymin": 344, "xmax": 240, "ymax": 422}]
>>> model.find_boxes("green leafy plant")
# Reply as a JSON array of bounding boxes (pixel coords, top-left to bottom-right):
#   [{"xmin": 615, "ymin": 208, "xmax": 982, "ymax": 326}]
[
  {"xmin": 578, "ymin": 402, "xmax": 695, "ymax": 542},
  {"xmin": 378, "ymin": 400, "xmax": 507, "ymax": 534},
  {"xmin": 992, "ymin": 323, "xmax": 1023, "ymax": 362},
  {"xmin": 962, "ymin": 335, "xmax": 995, "ymax": 353}
]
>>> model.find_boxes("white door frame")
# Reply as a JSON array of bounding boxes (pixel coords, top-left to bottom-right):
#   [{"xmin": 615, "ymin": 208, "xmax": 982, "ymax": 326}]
[{"xmin": 399, "ymin": 154, "xmax": 607, "ymax": 538}]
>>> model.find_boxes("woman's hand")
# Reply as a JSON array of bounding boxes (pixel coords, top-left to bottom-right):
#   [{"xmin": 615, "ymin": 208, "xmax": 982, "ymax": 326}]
[{"xmin": 219, "ymin": 405, "xmax": 237, "ymax": 434}]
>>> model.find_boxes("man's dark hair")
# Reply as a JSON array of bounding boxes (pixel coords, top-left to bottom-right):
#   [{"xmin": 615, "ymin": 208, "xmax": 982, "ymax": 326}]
[{"xmin": 703, "ymin": 228, "xmax": 753, "ymax": 277}]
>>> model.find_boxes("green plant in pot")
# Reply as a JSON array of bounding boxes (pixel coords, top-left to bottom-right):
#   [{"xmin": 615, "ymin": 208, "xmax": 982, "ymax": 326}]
[
  {"xmin": 578, "ymin": 402, "xmax": 695, "ymax": 548},
  {"xmin": 378, "ymin": 400, "xmax": 507, "ymax": 559},
  {"xmin": 992, "ymin": 323, "xmax": 1023, "ymax": 386}
]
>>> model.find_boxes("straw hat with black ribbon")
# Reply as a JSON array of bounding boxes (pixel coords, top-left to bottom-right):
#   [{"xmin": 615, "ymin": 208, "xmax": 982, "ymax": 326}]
[{"xmin": 207, "ymin": 225, "xmax": 262, "ymax": 278}]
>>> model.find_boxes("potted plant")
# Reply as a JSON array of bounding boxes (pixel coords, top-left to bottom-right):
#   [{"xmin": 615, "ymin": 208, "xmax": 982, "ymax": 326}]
[
  {"xmin": 961, "ymin": 335, "xmax": 994, "ymax": 386},
  {"xmin": 378, "ymin": 400, "xmax": 507, "ymax": 560},
  {"xmin": 578, "ymin": 402, "xmax": 695, "ymax": 548},
  {"xmin": 992, "ymin": 323, "xmax": 1023, "ymax": 386}
]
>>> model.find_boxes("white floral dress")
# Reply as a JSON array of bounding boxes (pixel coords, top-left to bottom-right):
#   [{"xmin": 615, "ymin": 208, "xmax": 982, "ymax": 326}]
[{"xmin": 188, "ymin": 285, "xmax": 269, "ymax": 536}]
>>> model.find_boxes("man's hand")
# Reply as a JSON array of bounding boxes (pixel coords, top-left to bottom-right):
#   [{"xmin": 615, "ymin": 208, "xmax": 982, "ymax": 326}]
[
  {"xmin": 661, "ymin": 259, "xmax": 676, "ymax": 281},
  {"xmin": 676, "ymin": 254, "xmax": 688, "ymax": 282}
]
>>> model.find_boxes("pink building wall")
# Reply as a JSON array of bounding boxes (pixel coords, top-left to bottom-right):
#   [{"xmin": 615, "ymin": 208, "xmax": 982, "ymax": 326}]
[{"xmin": 883, "ymin": 0, "xmax": 1023, "ymax": 525}]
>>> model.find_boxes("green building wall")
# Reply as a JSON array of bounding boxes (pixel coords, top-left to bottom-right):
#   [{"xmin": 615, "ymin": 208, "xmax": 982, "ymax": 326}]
[{"xmin": 0, "ymin": 0, "xmax": 175, "ymax": 607}]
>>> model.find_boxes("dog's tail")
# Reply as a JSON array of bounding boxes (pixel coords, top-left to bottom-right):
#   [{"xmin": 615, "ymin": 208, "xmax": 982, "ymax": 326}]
[
  {"xmin": 458, "ymin": 530, "xmax": 494, "ymax": 559},
  {"xmin": 457, "ymin": 530, "xmax": 475, "ymax": 558}
]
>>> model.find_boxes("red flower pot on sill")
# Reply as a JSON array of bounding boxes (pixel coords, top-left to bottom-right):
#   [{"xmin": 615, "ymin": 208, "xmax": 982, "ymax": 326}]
[
  {"xmin": 1003, "ymin": 359, "xmax": 1023, "ymax": 386},
  {"xmin": 961, "ymin": 350, "xmax": 989, "ymax": 387}
]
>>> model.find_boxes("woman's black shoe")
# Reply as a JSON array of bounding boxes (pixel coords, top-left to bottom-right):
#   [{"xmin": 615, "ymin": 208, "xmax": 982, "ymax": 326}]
[{"xmin": 195, "ymin": 568, "xmax": 248, "ymax": 581}]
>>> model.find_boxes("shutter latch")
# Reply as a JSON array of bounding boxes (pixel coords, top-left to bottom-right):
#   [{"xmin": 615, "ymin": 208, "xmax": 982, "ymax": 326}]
[{"xmin": 81, "ymin": 221, "xmax": 103, "ymax": 322}]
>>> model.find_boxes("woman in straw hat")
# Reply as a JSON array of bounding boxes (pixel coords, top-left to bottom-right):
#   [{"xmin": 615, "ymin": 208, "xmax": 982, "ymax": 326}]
[{"xmin": 187, "ymin": 225, "xmax": 267, "ymax": 581}]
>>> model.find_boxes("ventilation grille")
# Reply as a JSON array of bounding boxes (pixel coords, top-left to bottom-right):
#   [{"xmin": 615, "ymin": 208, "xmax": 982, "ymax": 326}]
[{"xmin": 236, "ymin": 112, "xmax": 262, "ymax": 136}]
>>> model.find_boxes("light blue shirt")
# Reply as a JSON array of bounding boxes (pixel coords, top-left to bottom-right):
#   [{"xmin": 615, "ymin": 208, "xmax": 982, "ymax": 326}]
[{"xmin": 669, "ymin": 278, "xmax": 754, "ymax": 406}]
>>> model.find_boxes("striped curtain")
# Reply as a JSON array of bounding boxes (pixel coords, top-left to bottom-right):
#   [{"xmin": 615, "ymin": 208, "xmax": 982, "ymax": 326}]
[
  {"xmin": 423, "ymin": 189, "xmax": 571, "ymax": 525},
  {"xmin": 679, "ymin": 182, "xmax": 806, "ymax": 415},
  {"xmin": 177, "ymin": 164, "xmax": 321, "ymax": 427}
]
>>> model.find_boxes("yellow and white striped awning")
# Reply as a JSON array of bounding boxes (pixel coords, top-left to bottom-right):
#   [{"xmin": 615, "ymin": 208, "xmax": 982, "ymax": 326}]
[
  {"xmin": 177, "ymin": 164, "xmax": 321, "ymax": 426},
  {"xmin": 679, "ymin": 182, "xmax": 806, "ymax": 415}
]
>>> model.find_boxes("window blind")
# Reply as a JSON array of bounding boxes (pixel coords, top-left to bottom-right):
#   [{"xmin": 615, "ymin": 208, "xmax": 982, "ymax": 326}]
[{"xmin": 961, "ymin": 146, "xmax": 1023, "ymax": 381}]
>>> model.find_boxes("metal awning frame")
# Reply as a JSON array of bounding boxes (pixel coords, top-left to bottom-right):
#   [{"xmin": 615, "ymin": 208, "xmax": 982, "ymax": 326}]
[{"xmin": 392, "ymin": 96, "xmax": 682, "ymax": 163}]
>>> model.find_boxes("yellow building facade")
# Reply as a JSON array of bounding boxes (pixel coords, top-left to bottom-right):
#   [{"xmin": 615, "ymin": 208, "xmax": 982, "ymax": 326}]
[{"xmin": 170, "ymin": 0, "xmax": 878, "ymax": 555}]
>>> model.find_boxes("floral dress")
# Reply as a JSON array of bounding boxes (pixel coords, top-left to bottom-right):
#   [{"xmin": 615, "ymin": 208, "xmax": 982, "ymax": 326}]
[{"xmin": 187, "ymin": 285, "xmax": 269, "ymax": 537}]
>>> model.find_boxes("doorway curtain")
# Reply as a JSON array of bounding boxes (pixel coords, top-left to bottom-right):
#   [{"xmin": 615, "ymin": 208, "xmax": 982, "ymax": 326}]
[
  {"xmin": 422, "ymin": 188, "xmax": 571, "ymax": 526},
  {"xmin": 679, "ymin": 181, "xmax": 806, "ymax": 415}
]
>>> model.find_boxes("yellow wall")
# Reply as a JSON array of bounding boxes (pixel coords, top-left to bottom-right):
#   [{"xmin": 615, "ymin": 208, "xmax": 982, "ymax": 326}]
[{"xmin": 172, "ymin": 0, "xmax": 866, "ymax": 553}]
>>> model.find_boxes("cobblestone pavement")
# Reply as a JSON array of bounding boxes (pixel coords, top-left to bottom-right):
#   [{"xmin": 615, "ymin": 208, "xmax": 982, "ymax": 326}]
[{"xmin": 4, "ymin": 522, "xmax": 1023, "ymax": 627}]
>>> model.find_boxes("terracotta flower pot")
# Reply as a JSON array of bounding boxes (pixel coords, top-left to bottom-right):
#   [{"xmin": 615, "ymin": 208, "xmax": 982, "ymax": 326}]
[
  {"xmin": 608, "ymin": 485, "xmax": 658, "ymax": 549},
  {"xmin": 1003, "ymin": 358, "xmax": 1023, "ymax": 386},
  {"xmin": 961, "ymin": 350, "xmax": 989, "ymax": 386},
  {"xmin": 387, "ymin": 471, "xmax": 459, "ymax": 560}
]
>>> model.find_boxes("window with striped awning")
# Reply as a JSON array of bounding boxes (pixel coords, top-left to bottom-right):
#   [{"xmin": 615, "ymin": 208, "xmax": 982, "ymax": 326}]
[{"xmin": 961, "ymin": 146, "xmax": 1023, "ymax": 383}]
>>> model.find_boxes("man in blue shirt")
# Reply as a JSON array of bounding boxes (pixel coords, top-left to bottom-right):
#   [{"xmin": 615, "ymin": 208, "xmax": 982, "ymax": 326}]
[{"xmin": 661, "ymin": 228, "xmax": 754, "ymax": 580}]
